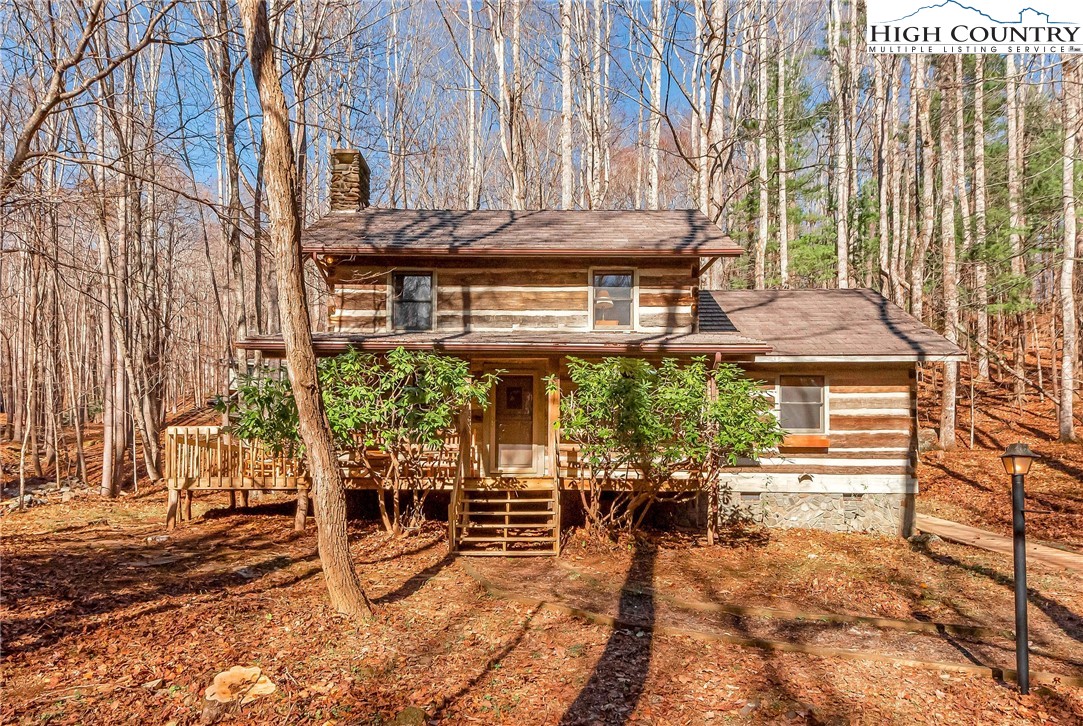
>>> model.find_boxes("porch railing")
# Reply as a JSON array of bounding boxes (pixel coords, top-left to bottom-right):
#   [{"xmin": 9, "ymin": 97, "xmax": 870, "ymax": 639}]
[
  {"xmin": 165, "ymin": 426, "xmax": 307, "ymax": 490},
  {"xmin": 164, "ymin": 425, "xmax": 467, "ymax": 490}
]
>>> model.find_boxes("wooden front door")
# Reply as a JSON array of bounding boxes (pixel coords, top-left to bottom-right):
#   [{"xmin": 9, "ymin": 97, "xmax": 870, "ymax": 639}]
[{"xmin": 494, "ymin": 375, "xmax": 537, "ymax": 473}]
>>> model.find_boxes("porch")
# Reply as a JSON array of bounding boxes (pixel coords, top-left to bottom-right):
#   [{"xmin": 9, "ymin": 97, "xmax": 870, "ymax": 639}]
[{"xmin": 163, "ymin": 424, "xmax": 563, "ymax": 555}]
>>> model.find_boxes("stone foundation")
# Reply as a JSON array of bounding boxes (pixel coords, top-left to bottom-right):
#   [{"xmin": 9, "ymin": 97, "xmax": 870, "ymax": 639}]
[{"xmin": 727, "ymin": 492, "xmax": 914, "ymax": 537}]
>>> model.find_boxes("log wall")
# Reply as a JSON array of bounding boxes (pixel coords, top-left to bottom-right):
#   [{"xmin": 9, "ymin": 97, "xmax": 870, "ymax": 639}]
[
  {"xmin": 552, "ymin": 361, "xmax": 918, "ymax": 496},
  {"xmin": 327, "ymin": 257, "xmax": 698, "ymax": 334},
  {"xmin": 726, "ymin": 363, "xmax": 918, "ymax": 496}
]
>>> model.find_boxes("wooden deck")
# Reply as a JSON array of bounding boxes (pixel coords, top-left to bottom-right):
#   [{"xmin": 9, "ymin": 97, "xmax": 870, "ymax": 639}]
[
  {"xmin": 164, "ymin": 424, "xmax": 731, "ymax": 554},
  {"xmin": 164, "ymin": 426, "xmax": 561, "ymax": 553}
]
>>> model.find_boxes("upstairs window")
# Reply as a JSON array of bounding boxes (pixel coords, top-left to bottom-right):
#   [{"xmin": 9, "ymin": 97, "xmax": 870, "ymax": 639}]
[
  {"xmin": 392, "ymin": 272, "xmax": 434, "ymax": 331},
  {"xmin": 779, "ymin": 375, "xmax": 825, "ymax": 433},
  {"xmin": 592, "ymin": 271, "xmax": 633, "ymax": 329}
]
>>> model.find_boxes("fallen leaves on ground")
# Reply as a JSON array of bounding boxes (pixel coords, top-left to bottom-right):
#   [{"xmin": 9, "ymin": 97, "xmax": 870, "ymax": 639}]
[
  {"xmin": 917, "ymin": 363, "xmax": 1083, "ymax": 549},
  {"xmin": 2, "ymin": 490, "xmax": 1082, "ymax": 725}
]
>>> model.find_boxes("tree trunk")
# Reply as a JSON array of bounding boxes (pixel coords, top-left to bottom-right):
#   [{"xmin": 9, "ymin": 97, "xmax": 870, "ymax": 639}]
[
  {"xmin": 953, "ymin": 55, "xmax": 974, "ymax": 365},
  {"xmin": 239, "ymin": 0, "xmax": 373, "ymax": 620},
  {"xmin": 874, "ymin": 56, "xmax": 889, "ymax": 293},
  {"xmin": 1007, "ymin": 54, "xmax": 1027, "ymax": 405},
  {"xmin": 466, "ymin": 0, "xmax": 480, "ymax": 209},
  {"xmin": 560, "ymin": 0, "xmax": 573, "ymax": 210},
  {"xmin": 912, "ymin": 55, "xmax": 935, "ymax": 320},
  {"xmin": 1060, "ymin": 57, "xmax": 1079, "ymax": 442},
  {"xmin": 776, "ymin": 45, "xmax": 789, "ymax": 288},
  {"xmin": 973, "ymin": 55, "xmax": 990, "ymax": 380},
  {"xmin": 754, "ymin": 0, "xmax": 768, "ymax": 289},
  {"xmin": 939, "ymin": 61, "xmax": 959, "ymax": 451},
  {"xmin": 646, "ymin": 0, "xmax": 663, "ymax": 210},
  {"xmin": 829, "ymin": 0, "xmax": 849, "ymax": 288}
]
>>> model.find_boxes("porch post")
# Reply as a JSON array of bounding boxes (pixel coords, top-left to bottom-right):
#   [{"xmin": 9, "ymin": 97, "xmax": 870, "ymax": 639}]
[
  {"xmin": 547, "ymin": 357, "xmax": 562, "ymax": 554},
  {"xmin": 450, "ymin": 397, "xmax": 470, "ymax": 553}
]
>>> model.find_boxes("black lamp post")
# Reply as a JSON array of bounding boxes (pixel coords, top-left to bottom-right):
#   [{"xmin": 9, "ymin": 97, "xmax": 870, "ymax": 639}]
[{"xmin": 1000, "ymin": 442, "xmax": 1038, "ymax": 695}]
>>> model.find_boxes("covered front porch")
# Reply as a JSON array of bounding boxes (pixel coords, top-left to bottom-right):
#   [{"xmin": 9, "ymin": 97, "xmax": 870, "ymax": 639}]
[{"xmin": 164, "ymin": 357, "xmax": 571, "ymax": 554}]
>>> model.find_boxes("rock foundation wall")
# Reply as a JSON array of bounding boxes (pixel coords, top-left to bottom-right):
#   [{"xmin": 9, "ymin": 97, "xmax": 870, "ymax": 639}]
[{"xmin": 726, "ymin": 492, "xmax": 913, "ymax": 537}]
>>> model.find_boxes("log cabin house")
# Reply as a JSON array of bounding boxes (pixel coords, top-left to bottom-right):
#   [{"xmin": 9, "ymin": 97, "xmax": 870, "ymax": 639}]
[{"xmin": 164, "ymin": 149, "xmax": 964, "ymax": 554}]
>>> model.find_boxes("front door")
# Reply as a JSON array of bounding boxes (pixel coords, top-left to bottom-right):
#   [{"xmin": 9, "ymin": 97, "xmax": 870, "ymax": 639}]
[{"xmin": 495, "ymin": 375, "xmax": 536, "ymax": 473}]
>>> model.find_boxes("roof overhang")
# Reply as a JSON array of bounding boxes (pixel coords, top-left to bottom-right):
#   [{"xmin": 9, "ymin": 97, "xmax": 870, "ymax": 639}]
[
  {"xmin": 304, "ymin": 248, "xmax": 744, "ymax": 258},
  {"xmin": 237, "ymin": 336, "xmax": 771, "ymax": 357},
  {"xmin": 749, "ymin": 354, "xmax": 969, "ymax": 364}
]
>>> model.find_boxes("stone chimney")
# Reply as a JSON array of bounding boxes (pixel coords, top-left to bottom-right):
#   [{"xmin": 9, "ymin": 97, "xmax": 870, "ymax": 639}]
[{"xmin": 329, "ymin": 148, "xmax": 370, "ymax": 212}]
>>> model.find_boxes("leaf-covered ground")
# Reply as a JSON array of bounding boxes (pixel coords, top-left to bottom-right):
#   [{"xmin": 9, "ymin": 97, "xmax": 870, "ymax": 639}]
[
  {"xmin": 917, "ymin": 366, "xmax": 1083, "ymax": 549},
  {"xmin": 2, "ymin": 492, "xmax": 1081, "ymax": 725}
]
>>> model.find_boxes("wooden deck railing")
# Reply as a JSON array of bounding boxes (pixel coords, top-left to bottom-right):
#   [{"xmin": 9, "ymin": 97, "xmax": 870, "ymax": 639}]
[
  {"xmin": 164, "ymin": 425, "xmax": 468, "ymax": 491},
  {"xmin": 165, "ymin": 426, "xmax": 307, "ymax": 490}
]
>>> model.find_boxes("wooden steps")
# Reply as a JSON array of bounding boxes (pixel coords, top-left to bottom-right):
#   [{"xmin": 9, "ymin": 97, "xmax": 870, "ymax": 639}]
[{"xmin": 450, "ymin": 488, "xmax": 560, "ymax": 556}]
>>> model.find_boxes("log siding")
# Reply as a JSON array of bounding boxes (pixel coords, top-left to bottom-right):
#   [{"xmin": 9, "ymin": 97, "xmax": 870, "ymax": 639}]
[
  {"xmin": 546, "ymin": 361, "xmax": 919, "ymax": 501},
  {"xmin": 328, "ymin": 258, "xmax": 697, "ymax": 334}
]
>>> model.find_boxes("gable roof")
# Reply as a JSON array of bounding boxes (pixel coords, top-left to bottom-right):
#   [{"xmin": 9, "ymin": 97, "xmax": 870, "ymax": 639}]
[
  {"xmin": 700, "ymin": 289, "xmax": 966, "ymax": 361},
  {"xmin": 302, "ymin": 208, "xmax": 743, "ymax": 257}
]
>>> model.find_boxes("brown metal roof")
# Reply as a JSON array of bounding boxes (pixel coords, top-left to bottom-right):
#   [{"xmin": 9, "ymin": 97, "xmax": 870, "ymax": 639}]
[
  {"xmin": 700, "ymin": 289, "xmax": 967, "ymax": 360},
  {"xmin": 238, "ymin": 330, "xmax": 769, "ymax": 356},
  {"xmin": 302, "ymin": 208, "xmax": 743, "ymax": 257}
]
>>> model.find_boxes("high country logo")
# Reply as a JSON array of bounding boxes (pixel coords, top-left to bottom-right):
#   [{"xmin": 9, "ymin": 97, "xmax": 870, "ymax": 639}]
[{"xmin": 865, "ymin": 0, "xmax": 1083, "ymax": 54}]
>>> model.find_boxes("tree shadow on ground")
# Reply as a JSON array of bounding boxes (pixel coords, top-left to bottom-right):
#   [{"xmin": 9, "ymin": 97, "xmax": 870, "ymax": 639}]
[
  {"xmin": 911, "ymin": 542, "xmax": 1083, "ymax": 644},
  {"xmin": 432, "ymin": 604, "xmax": 540, "ymax": 718},
  {"xmin": 1, "ymin": 519, "xmax": 313, "ymax": 657},
  {"xmin": 923, "ymin": 460, "xmax": 993, "ymax": 493},
  {"xmin": 201, "ymin": 499, "xmax": 296, "ymax": 519},
  {"xmin": 374, "ymin": 553, "xmax": 455, "ymax": 604},
  {"xmin": 695, "ymin": 569, "xmax": 853, "ymax": 723},
  {"xmin": 560, "ymin": 536, "xmax": 656, "ymax": 726}
]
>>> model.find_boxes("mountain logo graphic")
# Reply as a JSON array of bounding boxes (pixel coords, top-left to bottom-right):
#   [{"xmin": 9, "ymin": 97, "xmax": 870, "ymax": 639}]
[
  {"xmin": 880, "ymin": 1, "xmax": 1069, "ymax": 26},
  {"xmin": 865, "ymin": 0, "xmax": 1083, "ymax": 53}
]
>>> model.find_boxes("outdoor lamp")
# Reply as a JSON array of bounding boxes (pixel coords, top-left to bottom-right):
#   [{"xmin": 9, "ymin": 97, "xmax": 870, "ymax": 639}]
[
  {"xmin": 1002, "ymin": 442, "xmax": 1039, "ymax": 695},
  {"xmin": 1000, "ymin": 442, "xmax": 1038, "ymax": 476}
]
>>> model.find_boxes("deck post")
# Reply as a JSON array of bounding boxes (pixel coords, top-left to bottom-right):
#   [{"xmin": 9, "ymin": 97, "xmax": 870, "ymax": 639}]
[
  {"xmin": 548, "ymin": 356, "xmax": 562, "ymax": 555},
  {"xmin": 450, "ymin": 397, "xmax": 471, "ymax": 553},
  {"xmin": 166, "ymin": 486, "xmax": 179, "ymax": 530},
  {"xmin": 183, "ymin": 490, "xmax": 193, "ymax": 522},
  {"xmin": 239, "ymin": 490, "xmax": 250, "ymax": 508},
  {"xmin": 295, "ymin": 488, "xmax": 309, "ymax": 531}
]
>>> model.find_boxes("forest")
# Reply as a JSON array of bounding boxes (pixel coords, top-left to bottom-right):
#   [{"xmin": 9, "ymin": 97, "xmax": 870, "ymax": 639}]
[
  {"xmin": 3, "ymin": 2, "xmax": 1083, "ymax": 724},
  {"xmin": 0, "ymin": 1, "xmax": 1080, "ymax": 497}
]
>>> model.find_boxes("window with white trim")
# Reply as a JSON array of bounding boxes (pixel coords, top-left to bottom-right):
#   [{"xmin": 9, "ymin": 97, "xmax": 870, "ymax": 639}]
[
  {"xmin": 391, "ymin": 272, "xmax": 434, "ymax": 331},
  {"xmin": 779, "ymin": 375, "xmax": 825, "ymax": 433}
]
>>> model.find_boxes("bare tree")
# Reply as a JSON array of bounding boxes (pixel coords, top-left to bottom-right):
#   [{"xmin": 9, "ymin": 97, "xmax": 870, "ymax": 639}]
[
  {"xmin": 488, "ymin": 0, "xmax": 527, "ymax": 209},
  {"xmin": 239, "ymin": 0, "xmax": 373, "ymax": 619},
  {"xmin": 776, "ymin": 41, "xmax": 789, "ymax": 288},
  {"xmin": 973, "ymin": 55, "xmax": 990, "ymax": 380},
  {"xmin": 1060, "ymin": 56, "xmax": 1079, "ymax": 443},
  {"xmin": 911, "ymin": 55, "xmax": 935, "ymax": 320},
  {"xmin": 645, "ymin": 0, "xmax": 663, "ymax": 209},
  {"xmin": 0, "ymin": 0, "xmax": 176, "ymax": 202},
  {"xmin": 560, "ymin": 0, "xmax": 574, "ymax": 209},
  {"xmin": 939, "ymin": 60, "xmax": 959, "ymax": 451},
  {"xmin": 753, "ymin": 0, "xmax": 768, "ymax": 289},
  {"xmin": 828, "ymin": 0, "xmax": 849, "ymax": 288},
  {"xmin": 1006, "ymin": 54, "xmax": 1026, "ymax": 404}
]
